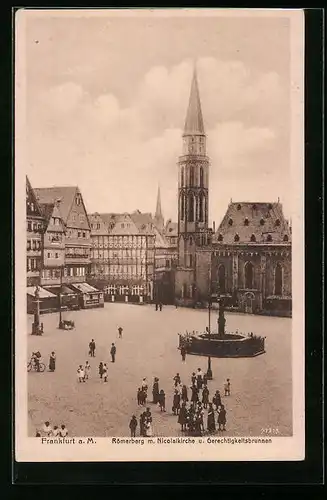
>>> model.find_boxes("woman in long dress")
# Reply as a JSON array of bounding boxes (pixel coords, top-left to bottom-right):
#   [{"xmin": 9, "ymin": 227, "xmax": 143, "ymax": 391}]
[
  {"xmin": 49, "ymin": 352, "xmax": 56, "ymax": 372},
  {"xmin": 207, "ymin": 403, "xmax": 216, "ymax": 433},
  {"xmin": 152, "ymin": 377, "xmax": 159, "ymax": 404},
  {"xmin": 145, "ymin": 420, "xmax": 153, "ymax": 437},
  {"xmin": 178, "ymin": 402, "xmax": 188, "ymax": 432}
]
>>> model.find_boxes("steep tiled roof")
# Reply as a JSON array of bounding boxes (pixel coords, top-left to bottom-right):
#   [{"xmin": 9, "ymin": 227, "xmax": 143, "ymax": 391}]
[
  {"xmin": 214, "ymin": 202, "xmax": 291, "ymax": 245},
  {"xmin": 34, "ymin": 187, "xmax": 77, "ymax": 224}
]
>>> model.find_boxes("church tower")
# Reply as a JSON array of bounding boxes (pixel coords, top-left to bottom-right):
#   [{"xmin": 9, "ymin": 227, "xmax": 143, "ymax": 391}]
[
  {"xmin": 177, "ymin": 66, "xmax": 210, "ymax": 268},
  {"xmin": 154, "ymin": 185, "xmax": 164, "ymax": 231}
]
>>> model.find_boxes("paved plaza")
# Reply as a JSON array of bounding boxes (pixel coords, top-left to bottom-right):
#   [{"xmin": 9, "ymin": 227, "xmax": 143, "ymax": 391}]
[{"xmin": 27, "ymin": 303, "xmax": 292, "ymax": 437}]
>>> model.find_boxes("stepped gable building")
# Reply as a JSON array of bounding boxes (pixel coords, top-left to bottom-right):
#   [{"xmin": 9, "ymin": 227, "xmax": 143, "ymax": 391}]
[
  {"xmin": 175, "ymin": 66, "xmax": 213, "ymax": 302},
  {"xmin": 88, "ymin": 211, "xmax": 156, "ymax": 303}
]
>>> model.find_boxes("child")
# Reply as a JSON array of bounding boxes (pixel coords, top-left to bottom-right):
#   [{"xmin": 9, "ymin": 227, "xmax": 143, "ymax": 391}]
[
  {"xmin": 224, "ymin": 379, "xmax": 231, "ymax": 396},
  {"xmin": 60, "ymin": 424, "xmax": 68, "ymax": 437},
  {"xmin": 53, "ymin": 425, "xmax": 60, "ymax": 437},
  {"xmin": 103, "ymin": 363, "xmax": 108, "ymax": 382},
  {"xmin": 99, "ymin": 362, "xmax": 104, "ymax": 379},
  {"xmin": 84, "ymin": 361, "xmax": 91, "ymax": 380},
  {"xmin": 158, "ymin": 389, "xmax": 166, "ymax": 412},
  {"xmin": 77, "ymin": 365, "xmax": 85, "ymax": 382},
  {"xmin": 42, "ymin": 421, "xmax": 52, "ymax": 436}
]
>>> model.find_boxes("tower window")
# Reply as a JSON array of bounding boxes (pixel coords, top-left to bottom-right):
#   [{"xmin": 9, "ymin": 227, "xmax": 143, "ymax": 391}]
[
  {"xmin": 244, "ymin": 218, "xmax": 249, "ymax": 226},
  {"xmin": 217, "ymin": 234, "xmax": 223, "ymax": 242},
  {"xmin": 234, "ymin": 234, "xmax": 240, "ymax": 242},
  {"xmin": 188, "ymin": 194, "xmax": 194, "ymax": 222},
  {"xmin": 181, "ymin": 194, "xmax": 185, "ymax": 221},
  {"xmin": 190, "ymin": 166, "xmax": 195, "ymax": 186},
  {"xmin": 244, "ymin": 262, "xmax": 254, "ymax": 289},
  {"xmin": 199, "ymin": 195, "xmax": 204, "ymax": 222},
  {"xmin": 260, "ymin": 218, "xmax": 265, "ymax": 225},
  {"xmin": 181, "ymin": 168, "xmax": 184, "ymax": 186},
  {"xmin": 228, "ymin": 218, "xmax": 233, "ymax": 226},
  {"xmin": 275, "ymin": 219, "xmax": 281, "ymax": 226},
  {"xmin": 200, "ymin": 167, "xmax": 204, "ymax": 187},
  {"xmin": 250, "ymin": 234, "xmax": 256, "ymax": 242},
  {"xmin": 274, "ymin": 263, "xmax": 283, "ymax": 295},
  {"xmin": 237, "ymin": 204, "xmax": 242, "ymax": 210},
  {"xmin": 267, "ymin": 234, "xmax": 272, "ymax": 242},
  {"xmin": 283, "ymin": 234, "xmax": 289, "ymax": 242}
]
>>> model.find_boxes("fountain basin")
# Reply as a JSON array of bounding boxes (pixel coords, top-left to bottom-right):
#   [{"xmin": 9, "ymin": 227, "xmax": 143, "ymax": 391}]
[{"xmin": 181, "ymin": 332, "xmax": 265, "ymax": 358}]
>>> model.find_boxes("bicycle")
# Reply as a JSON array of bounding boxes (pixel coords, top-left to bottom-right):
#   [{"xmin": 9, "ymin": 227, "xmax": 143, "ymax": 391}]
[{"xmin": 27, "ymin": 360, "xmax": 46, "ymax": 372}]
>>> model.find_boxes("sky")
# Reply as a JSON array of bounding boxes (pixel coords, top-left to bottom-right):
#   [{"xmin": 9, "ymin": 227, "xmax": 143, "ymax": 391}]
[{"xmin": 21, "ymin": 10, "xmax": 292, "ymax": 225}]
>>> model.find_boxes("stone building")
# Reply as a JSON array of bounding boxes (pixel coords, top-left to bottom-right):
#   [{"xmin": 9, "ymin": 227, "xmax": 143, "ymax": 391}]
[
  {"xmin": 195, "ymin": 202, "xmax": 292, "ymax": 315},
  {"xmin": 174, "ymin": 66, "xmax": 213, "ymax": 303},
  {"xmin": 26, "ymin": 176, "xmax": 44, "ymax": 287}
]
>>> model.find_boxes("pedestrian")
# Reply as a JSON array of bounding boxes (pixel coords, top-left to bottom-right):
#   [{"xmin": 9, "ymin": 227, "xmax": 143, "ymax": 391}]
[
  {"xmin": 152, "ymin": 377, "xmax": 159, "ymax": 404},
  {"xmin": 59, "ymin": 424, "xmax": 68, "ymax": 437},
  {"xmin": 202, "ymin": 385, "xmax": 209, "ymax": 409},
  {"xmin": 103, "ymin": 363, "xmax": 108, "ymax": 382},
  {"xmin": 155, "ymin": 303, "xmax": 158, "ymax": 311},
  {"xmin": 140, "ymin": 388, "xmax": 147, "ymax": 406},
  {"xmin": 84, "ymin": 361, "xmax": 91, "ymax": 380},
  {"xmin": 196, "ymin": 368, "xmax": 203, "ymax": 390},
  {"xmin": 98, "ymin": 362, "xmax": 104, "ymax": 379},
  {"xmin": 212, "ymin": 390, "xmax": 222, "ymax": 411},
  {"xmin": 191, "ymin": 372, "xmax": 196, "ymax": 386},
  {"xmin": 53, "ymin": 425, "xmax": 60, "ymax": 437},
  {"xmin": 145, "ymin": 419, "xmax": 153, "ymax": 437},
  {"xmin": 173, "ymin": 372, "xmax": 181, "ymax": 387},
  {"xmin": 129, "ymin": 415, "xmax": 137, "ymax": 437},
  {"xmin": 191, "ymin": 384, "xmax": 199, "ymax": 405},
  {"xmin": 172, "ymin": 390, "xmax": 181, "ymax": 416},
  {"xmin": 42, "ymin": 421, "xmax": 52, "ymax": 436},
  {"xmin": 180, "ymin": 345, "xmax": 186, "ymax": 361},
  {"xmin": 118, "ymin": 326, "xmax": 123, "ymax": 339},
  {"xmin": 110, "ymin": 343, "xmax": 116, "ymax": 363},
  {"xmin": 158, "ymin": 389, "xmax": 166, "ymax": 412},
  {"xmin": 137, "ymin": 388, "xmax": 142, "ymax": 406},
  {"xmin": 218, "ymin": 404, "xmax": 227, "ymax": 431},
  {"xmin": 224, "ymin": 379, "xmax": 231, "ymax": 396},
  {"xmin": 178, "ymin": 402, "xmax": 188, "ymax": 432},
  {"xmin": 145, "ymin": 407, "xmax": 152, "ymax": 424},
  {"xmin": 77, "ymin": 365, "xmax": 85, "ymax": 382},
  {"xmin": 197, "ymin": 403, "xmax": 205, "ymax": 432},
  {"xmin": 48, "ymin": 351, "xmax": 56, "ymax": 372},
  {"xmin": 181, "ymin": 384, "xmax": 189, "ymax": 403},
  {"xmin": 207, "ymin": 403, "xmax": 216, "ymax": 433},
  {"xmin": 159, "ymin": 302, "xmax": 163, "ymax": 311},
  {"xmin": 203, "ymin": 373, "xmax": 208, "ymax": 386},
  {"xmin": 141, "ymin": 377, "xmax": 148, "ymax": 393},
  {"xmin": 140, "ymin": 412, "xmax": 146, "ymax": 436},
  {"xmin": 89, "ymin": 339, "xmax": 96, "ymax": 357}
]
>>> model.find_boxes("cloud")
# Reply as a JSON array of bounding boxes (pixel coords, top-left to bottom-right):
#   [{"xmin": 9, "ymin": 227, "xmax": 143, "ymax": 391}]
[{"xmin": 27, "ymin": 56, "xmax": 289, "ymax": 221}]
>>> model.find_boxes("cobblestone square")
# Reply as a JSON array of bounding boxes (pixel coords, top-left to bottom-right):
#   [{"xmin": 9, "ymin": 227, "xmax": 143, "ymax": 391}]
[{"xmin": 27, "ymin": 304, "xmax": 292, "ymax": 437}]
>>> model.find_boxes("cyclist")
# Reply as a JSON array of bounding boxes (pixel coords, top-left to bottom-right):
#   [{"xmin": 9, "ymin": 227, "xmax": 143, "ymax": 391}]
[{"xmin": 31, "ymin": 351, "xmax": 41, "ymax": 372}]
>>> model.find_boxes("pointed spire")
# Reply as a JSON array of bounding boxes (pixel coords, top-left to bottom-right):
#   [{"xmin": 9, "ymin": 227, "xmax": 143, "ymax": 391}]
[
  {"xmin": 154, "ymin": 185, "xmax": 164, "ymax": 230},
  {"xmin": 184, "ymin": 64, "xmax": 205, "ymax": 136}
]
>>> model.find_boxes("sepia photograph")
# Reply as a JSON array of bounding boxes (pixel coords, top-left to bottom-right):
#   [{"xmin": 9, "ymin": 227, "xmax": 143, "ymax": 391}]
[{"xmin": 15, "ymin": 8, "xmax": 305, "ymax": 462}]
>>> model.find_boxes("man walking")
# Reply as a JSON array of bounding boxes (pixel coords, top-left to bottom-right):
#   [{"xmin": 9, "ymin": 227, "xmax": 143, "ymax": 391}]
[
  {"xmin": 110, "ymin": 343, "xmax": 116, "ymax": 363},
  {"xmin": 118, "ymin": 326, "xmax": 123, "ymax": 339},
  {"xmin": 89, "ymin": 339, "xmax": 96, "ymax": 357}
]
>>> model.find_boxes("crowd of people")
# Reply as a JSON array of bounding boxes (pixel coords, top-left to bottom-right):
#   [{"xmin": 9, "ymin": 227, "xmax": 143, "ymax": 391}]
[
  {"xmin": 129, "ymin": 368, "xmax": 231, "ymax": 437},
  {"xmin": 35, "ymin": 421, "xmax": 68, "ymax": 438}
]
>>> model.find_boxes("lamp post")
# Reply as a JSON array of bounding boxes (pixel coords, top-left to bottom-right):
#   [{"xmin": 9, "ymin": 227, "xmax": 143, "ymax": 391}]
[
  {"xmin": 206, "ymin": 263, "xmax": 213, "ymax": 380},
  {"xmin": 58, "ymin": 265, "xmax": 63, "ymax": 329},
  {"xmin": 32, "ymin": 285, "xmax": 41, "ymax": 335}
]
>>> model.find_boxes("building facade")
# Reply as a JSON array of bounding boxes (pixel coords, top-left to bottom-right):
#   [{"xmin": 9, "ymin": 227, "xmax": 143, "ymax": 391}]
[
  {"xmin": 88, "ymin": 211, "xmax": 155, "ymax": 302},
  {"xmin": 26, "ymin": 177, "xmax": 44, "ymax": 287}
]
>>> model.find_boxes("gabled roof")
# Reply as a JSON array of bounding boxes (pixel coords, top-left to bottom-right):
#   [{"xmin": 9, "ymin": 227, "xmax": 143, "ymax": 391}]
[
  {"xmin": 34, "ymin": 186, "xmax": 78, "ymax": 224},
  {"xmin": 214, "ymin": 202, "xmax": 291, "ymax": 245},
  {"xmin": 40, "ymin": 202, "xmax": 65, "ymax": 233},
  {"xmin": 26, "ymin": 176, "xmax": 44, "ymax": 218},
  {"xmin": 183, "ymin": 66, "xmax": 205, "ymax": 136}
]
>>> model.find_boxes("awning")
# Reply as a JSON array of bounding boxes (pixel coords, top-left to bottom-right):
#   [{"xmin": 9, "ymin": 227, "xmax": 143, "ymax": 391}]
[
  {"xmin": 70, "ymin": 282, "xmax": 100, "ymax": 294},
  {"xmin": 43, "ymin": 285, "xmax": 77, "ymax": 296},
  {"xmin": 26, "ymin": 286, "xmax": 56, "ymax": 299}
]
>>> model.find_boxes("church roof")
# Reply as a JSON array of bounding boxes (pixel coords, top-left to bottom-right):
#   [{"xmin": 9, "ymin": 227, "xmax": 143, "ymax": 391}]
[
  {"xmin": 214, "ymin": 202, "xmax": 291, "ymax": 245},
  {"xmin": 34, "ymin": 186, "xmax": 78, "ymax": 224},
  {"xmin": 184, "ymin": 66, "xmax": 205, "ymax": 136}
]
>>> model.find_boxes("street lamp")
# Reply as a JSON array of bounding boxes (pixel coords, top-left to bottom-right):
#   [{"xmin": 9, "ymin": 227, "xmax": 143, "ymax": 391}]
[
  {"xmin": 32, "ymin": 285, "xmax": 42, "ymax": 335},
  {"xmin": 58, "ymin": 265, "xmax": 64, "ymax": 329},
  {"xmin": 206, "ymin": 295, "xmax": 213, "ymax": 380}
]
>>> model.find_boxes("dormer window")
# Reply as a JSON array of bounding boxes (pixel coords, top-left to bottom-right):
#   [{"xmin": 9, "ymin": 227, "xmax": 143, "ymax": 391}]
[
  {"xmin": 260, "ymin": 218, "xmax": 265, "ymax": 226},
  {"xmin": 267, "ymin": 234, "xmax": 272, "ymax": 242},
  {"xmin": 250, "ymin": 234, "xmax": 256, "ymax": 242},
  {"xmin": 228, "ymin": 218, "xmax": 233, "ymax": 226},
  {"xmin": 268, "ymin": 203, "xmax": 273, "ymax": 210},
  {"xmin": 217, "ymin": 234, "xmax": 223, "ymax": 242},
  {"xmin": 275, "ymin": 219, "xmax": 281, "ymax": 226},
  {"xmin": 252, "ymin": 204, "xmax": 257, "ymax": 210},
  {"xmin": 234, "ymin": 234, "xmax": 240, "ymax": 242},
  {"xmin": 244, "ymin": 218, "xmax": 249, "ymax": 226},
  {"xmin": 283, "ymin": 234, "xmax": 289, "ymax": 242},
  {"xmin": 237, "ymin": 204, "xmax": 241, "ymax": 211}
]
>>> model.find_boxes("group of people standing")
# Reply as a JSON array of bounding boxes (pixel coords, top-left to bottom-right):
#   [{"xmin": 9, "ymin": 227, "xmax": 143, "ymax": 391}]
[
  {"xmin": 77, "ymin": 335, "xmax": 120, "ymax": 383},
  {"xmin": 36, "ymin": 420, "xmax": 68, "ymax": 438}
]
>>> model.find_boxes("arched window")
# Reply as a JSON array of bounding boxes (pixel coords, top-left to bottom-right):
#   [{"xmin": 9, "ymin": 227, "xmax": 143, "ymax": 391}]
[
  {"xmin": 283, "ymin": 234, "xmax": 289, "ymax": 242},
  {"xmin": 250, "ymin": 234, "xmax": 256, "ymax": 242},
  {"xmin": 199, "ymin": 195, "xmax": 203, "ymax": 222},
  {"xmin": 237, "ymin": 204, "xmax": 242, "ymax": 211},
  {"xmin": 190, "ymin": 166, "xmax": 195, "ymax": 186},
  {"xmin": 267, "ymin": 234, "xmax": 272, "ymax": 242},
  {"xmin": 180, "ymin": 194, "xmax": 185, "ymax": 221},
  {"xmin": 234, "ymin": 234, "xmax": 240, "ymax": 242},
  {"xmin": 188, "ymin": 194, "xmax": 194, "ymax": 222},
  {"xmin": 245, "ymin": 262, "xmax": 254, "ymax": 289},
  {"xmin": 218, "ymin": 264, "xmax": 226, "ymax": 293},
  {"xmin": 228, "ymin": 218, "xmax": 233, "ymax": 226},
  {"xmin": 217, "ymin": 234, "xmax": 223, "ymax": 242},
  {"xmin": 275, "ymin": 263, "xmax": 283, "ymax": 295},
  {"xmin": 200, "ymin": 166, "xmax": 204, "ymax": 187},
  {"xmin": 275, "ymin": 219, "xmax": 281, "ymax": 227},
  {"xmin": 181, "ymin": 168, "xmax": 184, "ymax": 187},
  {"xmin": 244, "ymin": 218, "xmax": 249, "ymax": 226}
]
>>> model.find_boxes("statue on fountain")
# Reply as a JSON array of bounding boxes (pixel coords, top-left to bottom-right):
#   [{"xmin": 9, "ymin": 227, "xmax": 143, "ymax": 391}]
[{"xmin": 218, "ymin": 298, "xmax": 226, "ymax": 338}]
